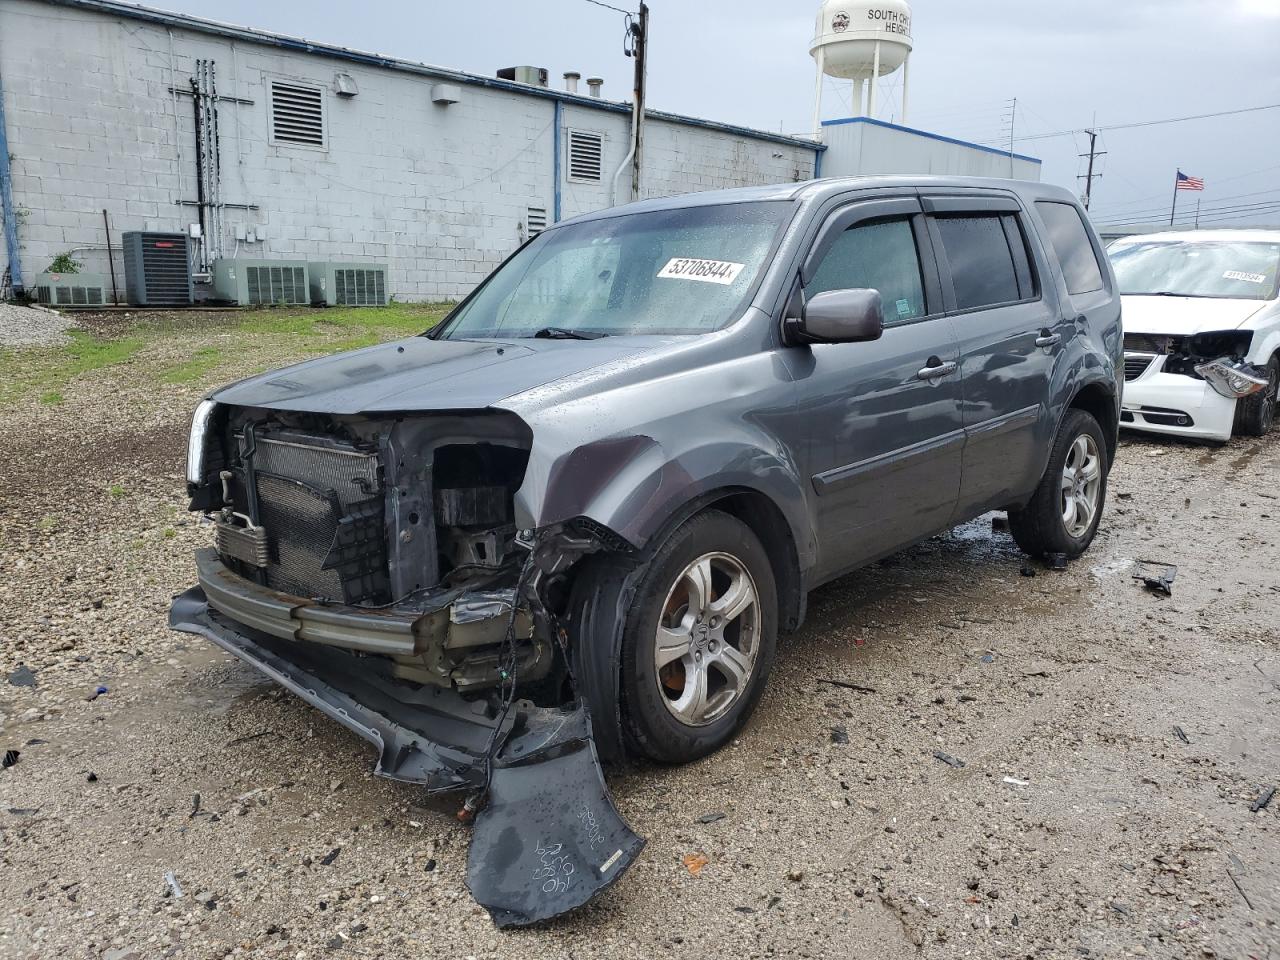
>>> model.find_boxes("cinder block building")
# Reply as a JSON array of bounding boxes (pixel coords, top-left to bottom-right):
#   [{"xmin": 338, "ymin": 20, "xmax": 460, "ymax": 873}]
[{"xmin": 0, "ymin": 0, "xmax": 823, "ymax": 302}]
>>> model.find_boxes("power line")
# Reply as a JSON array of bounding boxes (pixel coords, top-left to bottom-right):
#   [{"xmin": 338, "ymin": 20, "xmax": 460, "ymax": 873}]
[
  {"xmin": 979, "ymin": 102, "xmax": 1280, "ymax": 145},
  {"xmin": 1091, "ymin": 187, "xmax": 1280, "ymax": 223},
  {"xmin": 1094, "ymin": 198, "xmax": 1280, "ymax": 228},
  {"xmin": 579, "ymin": 0, "xmax": 635, "ymax": 13}
]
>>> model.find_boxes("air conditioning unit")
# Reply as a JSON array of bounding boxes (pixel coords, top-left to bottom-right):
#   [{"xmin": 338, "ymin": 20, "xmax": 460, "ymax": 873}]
[
  {"xmin": 212, "ymin": 259, "xmax": 311, "ymax": 306},
  {"xmin": 496, "ymin": 65, "xmax": 548, "ymax": 87},
  {"xmin": 121, "ymin": 232, "xmax": 193, "ymax": 306},
  {"xmin": 33, "ymin": 272, "xmax": 108, "ymax": 307},
  {"xmin": 309, "ymin": 262, "xmax": 388, "ymax": 306}
]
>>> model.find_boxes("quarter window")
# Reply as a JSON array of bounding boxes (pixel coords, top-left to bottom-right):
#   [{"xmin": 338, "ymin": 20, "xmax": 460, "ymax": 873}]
[
  {"xmin": 1035, "ymin": 201, "xmax": 1105, "ymax": 295},
  {"xmin": 806, "ymin": 217, "xmax": 927, "ymax": 325},
  {"xmin": 934, "ymin": 214, "xmax": 1024, "ymax": 310}
]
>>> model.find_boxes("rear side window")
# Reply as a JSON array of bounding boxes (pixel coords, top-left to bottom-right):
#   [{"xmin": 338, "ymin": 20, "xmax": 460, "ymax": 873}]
[
  {"xmin": 934, "ymin": 214, "xmax": 1024, "ymax": 310},
  {"xmin": 1036, "ymin": 201, "xmax": 1105, "ymax": 295},
  {"xmin": 806, "ymin": 217, "xmax": 927, "ymax": 325}
]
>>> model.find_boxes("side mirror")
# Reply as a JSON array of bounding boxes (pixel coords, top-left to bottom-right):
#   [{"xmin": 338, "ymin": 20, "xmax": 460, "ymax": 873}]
[{"xmin": 796, "ymin": 288, "xmax": 884, "ymax": 344}]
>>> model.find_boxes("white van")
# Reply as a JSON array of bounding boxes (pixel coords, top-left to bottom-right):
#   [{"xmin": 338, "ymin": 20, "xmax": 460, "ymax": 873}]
[{"xmin": 1110, "ymin": 229, "xmax": 1279, "ymax": 442}]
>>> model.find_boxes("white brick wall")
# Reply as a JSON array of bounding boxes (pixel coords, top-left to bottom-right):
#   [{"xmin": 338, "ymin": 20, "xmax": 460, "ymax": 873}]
[{"xmin": 0, "ymin": 0, "xmax": 818, "ymax": 301}]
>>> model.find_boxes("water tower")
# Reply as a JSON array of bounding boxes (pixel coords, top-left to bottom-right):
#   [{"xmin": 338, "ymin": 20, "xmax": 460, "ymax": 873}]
[{"xmin": 810, "ymin": 0, "xmax": 913, "ymax": 137}]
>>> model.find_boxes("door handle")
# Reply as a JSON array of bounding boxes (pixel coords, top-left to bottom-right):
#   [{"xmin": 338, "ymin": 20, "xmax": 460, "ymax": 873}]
[
  {"xmin": 916, "ymin": 359, "xmax": 958, "ymax": 381},
  {"xmin": 1035, "ymin": 331, "xmax": 1061, "ymax": 348}
]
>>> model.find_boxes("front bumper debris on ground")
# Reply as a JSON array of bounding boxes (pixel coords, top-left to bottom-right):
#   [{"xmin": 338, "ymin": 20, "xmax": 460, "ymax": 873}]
[{"xmin": 170, "ymin": 578, "xmax": 644, "ymax": 926}]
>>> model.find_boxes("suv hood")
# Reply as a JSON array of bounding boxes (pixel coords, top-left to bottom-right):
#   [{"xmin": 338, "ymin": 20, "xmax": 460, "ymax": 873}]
[
  {"xmin": 211, "ymin": 335, "xmax": 672, "ymax": 414},
  {"xmin": 1120, "ymin": 294, "xmax": 1267, "ymax": 337}
]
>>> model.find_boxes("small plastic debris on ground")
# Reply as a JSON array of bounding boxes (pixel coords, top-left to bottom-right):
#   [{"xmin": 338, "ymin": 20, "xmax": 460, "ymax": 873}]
[
  {"xmin": 163, "ymin": 870, "xmax": 184, "ymax": 899},
  {"xmin": 1002, "ymin": 776, "xmax": 1030, "ymax": 786},
  {"xmin": 6, "ymin": 665, "xmax": 36, "ymax": 688},
  {"xmin": 820, "ymin": 678, "xmax": 876, "ymax": 694},
  {"xmin": 980, "ymin": 654, "xmax": 995, "ymax": 664},
  {"xmin": 696, "ymin": 811, "xmax": 726, "ymax": 824},
  {"xmin": 423, "ymin": 858, "xmax": 437, "ymax": 872},
  {"xmin": 1046, "ymin": 552, "xmax": 1069, "ymax": 571},
  {"xmin": 1173, "ymin": 725, "xmax": 1190, "ymax": 744},
  {"xmin": 682, "ymin": 852, "xmax": 709, "ymax": 876},
  {"xmin": 86, "ymin": 771, "xmax": 97, "ymax": 782},
  {"xmin": 6, "ymin": 807, "xmax": 39, "ymax": 815},
  {"xmin": 830, "ymin": 725, "xmax": 850, "ymax": 745},
  {"xmin": 87, "ymin": 685, "xmax": 108, "ymax": 702},
  {"xmin": 1250, "ymin": 786, "xmax": 1275, "ymax": 813},
  {"xmin": 320, "ymin": 846, "xmax": 341, "ymax": 865},
  {"xmin": 1019, "ymin": 563, "xmax": 1037, "ymax": 578},
  {"xmin": 933, "ymin": 751, "xmax": 966, "ymax": 768},
  {"xmin": 1132, "ymin": 560, "xmax": 1177, "ymax": 596},
  {"xmin": 2, "ymin": 750, "xmax": 19, "ymax": 769}
]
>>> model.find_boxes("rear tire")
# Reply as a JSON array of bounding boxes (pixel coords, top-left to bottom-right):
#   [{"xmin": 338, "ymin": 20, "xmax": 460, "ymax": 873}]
[
  {"xmin": 1008, "ymin": 408, "xmax": 1109, "ymax": 560},
  {"xmin": 1234, "ymin": 355, "xmax": 1279, "ymax": 438},
  {"xmin": 619, "ymin": 510, "xmax": 777, "ymax": 765}
]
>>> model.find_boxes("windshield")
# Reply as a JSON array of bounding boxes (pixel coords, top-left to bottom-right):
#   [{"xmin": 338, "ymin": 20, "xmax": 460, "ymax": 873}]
[
  {"xmin": 434, "ymin": 201, "xmax": 792, "ymax": 339},
  {"xmin": 1109, "ymin": 239, "xmax": 1280, "ymax": 301}
]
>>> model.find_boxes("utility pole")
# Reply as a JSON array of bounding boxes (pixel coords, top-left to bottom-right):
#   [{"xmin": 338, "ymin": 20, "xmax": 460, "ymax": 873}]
[
  {"xmin": 1195, "ymin": 197, "xmax": 1201, "ymax": 228},
  {"xmin": 1001, "ymin": 98, "xmax": 1017, "ymax": 177},
  {"xmin": 1078, "ymin": 129, "xmax": 1106, "ymax": 210},
  {"xmin": 628, "ymin": 3, "xmax": 648, "ymax": 202}
]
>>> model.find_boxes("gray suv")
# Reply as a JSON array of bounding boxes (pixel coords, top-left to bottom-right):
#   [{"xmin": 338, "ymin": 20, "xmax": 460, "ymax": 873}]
[{"xmin": 173, "ymin": 176, "xmax": 1121, "ymax": 925}]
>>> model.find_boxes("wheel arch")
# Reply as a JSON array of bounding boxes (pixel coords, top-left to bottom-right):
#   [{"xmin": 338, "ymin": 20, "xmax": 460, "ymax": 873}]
[{"xmin": 1065, "ymin": 379, "xmax": 1120, "ymax": 465}]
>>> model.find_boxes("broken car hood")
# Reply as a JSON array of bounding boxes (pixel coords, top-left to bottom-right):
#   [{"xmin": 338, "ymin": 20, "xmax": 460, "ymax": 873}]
[
  {"xmin": 210, "ymin": 335, "xmax": 672, "ymax": 415},
  {"xmin": 1120, "ymin": 295, "xmax": 1267, "ymax": 337}
]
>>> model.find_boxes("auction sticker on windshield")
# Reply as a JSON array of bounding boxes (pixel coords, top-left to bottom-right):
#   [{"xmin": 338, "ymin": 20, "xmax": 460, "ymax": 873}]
[
  {"xmin": 1223, "ymin": 270, "xmax": 1268, "ymax": 284},
  {"xmin": 657, "ymin": 258, "xmax": 745, "ymax": 285}
]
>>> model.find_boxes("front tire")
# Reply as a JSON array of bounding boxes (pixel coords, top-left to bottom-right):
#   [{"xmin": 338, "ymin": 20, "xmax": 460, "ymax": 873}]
[
  {"xmin": 1234, "ymin": 355, "xmax": 1279, "ymax": 438},
  {"xmin": 619, "ymin": 510, "xmax": 777, "ymax": 765},
  {"xmin": 1008, "ymin": 408, "xmax": 1109, "ymax": 560}
]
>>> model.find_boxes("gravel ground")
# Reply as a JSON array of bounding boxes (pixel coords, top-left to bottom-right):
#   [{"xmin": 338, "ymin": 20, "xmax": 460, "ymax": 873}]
[
  {"xmin": 0, "ymin": 303, "xmax": 76, "ymax": 348},
  {"xmin": 0, "ymin": 322, "xmax": 1277, "ymax": 960}
]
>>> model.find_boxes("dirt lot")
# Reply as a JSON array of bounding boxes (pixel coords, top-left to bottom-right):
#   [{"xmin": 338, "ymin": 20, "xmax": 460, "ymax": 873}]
[{"xmin": 1, "ymin": 309, "xmax": 1277, "ymax": 960}]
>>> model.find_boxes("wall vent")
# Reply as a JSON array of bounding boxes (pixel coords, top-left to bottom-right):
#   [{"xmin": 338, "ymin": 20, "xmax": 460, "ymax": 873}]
[
  {"xmin": 121, "ymin": 232, "xmax": 193, "ymax": 306},
  {"xmin": 527, "ymin": 207, "xmax": 548, "ymax": 235},
  {"xmin": 213, "ymin": 259, "xmax": 310, "ymax": 305},
  {"xmin": 309, "ymin": 262, "xmax": 389, "ymax": 306},
  {"xmin": 269, "ymin": 80, "xmax": 325, "ymax": 147},
  {"xmin": 567, "ymin": 130, "xmax": 604, "ymax": 182}
]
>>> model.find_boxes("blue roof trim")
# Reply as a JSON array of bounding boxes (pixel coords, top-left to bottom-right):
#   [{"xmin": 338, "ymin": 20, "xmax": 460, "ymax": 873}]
[
  {"xmin": 821, "ymin": 116, "xmax": 1041, "ymax": 165},
  {"xmin": 38, "ymin": 0, "xmax": 824, "ymax": 153}
]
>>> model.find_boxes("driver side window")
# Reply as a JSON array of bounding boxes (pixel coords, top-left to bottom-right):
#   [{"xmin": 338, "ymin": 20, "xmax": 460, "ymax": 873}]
[{"xmin": 806, "ymin": 217, "xmax": 926, "ymax": 326}]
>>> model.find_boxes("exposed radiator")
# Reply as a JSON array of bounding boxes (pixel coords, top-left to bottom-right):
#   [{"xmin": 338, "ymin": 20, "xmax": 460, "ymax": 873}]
[{"xmin": 233, "ymin": 433, "xmax": 388, "ymax": 603}]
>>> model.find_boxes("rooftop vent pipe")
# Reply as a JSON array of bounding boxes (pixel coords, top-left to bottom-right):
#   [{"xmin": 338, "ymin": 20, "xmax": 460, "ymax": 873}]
[
  {"xmin": 563, "ymin": 71, "xmax": 580, "ymax": 94},
  {"xmin": 587, "ymin": 77, "xmax": 603, "ymax": 98}
]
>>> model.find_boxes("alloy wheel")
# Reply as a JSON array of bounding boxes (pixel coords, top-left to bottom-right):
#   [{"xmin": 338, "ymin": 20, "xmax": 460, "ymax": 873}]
[
  {"xmin": 653, "ymin": 552, "xmax": 760, "ymax": 727},
  {"xmin": 1060, "ymin": 433, "xmax": 1102, "ymax": 539}
]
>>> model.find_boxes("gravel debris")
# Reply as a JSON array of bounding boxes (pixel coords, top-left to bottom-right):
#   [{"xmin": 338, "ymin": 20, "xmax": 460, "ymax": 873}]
[
  {"xmin": 0, "ymin": 301, "xmax": 77, "ymax": 347},
  {"xmin": 0, "ymin": 317, "xmax": 1277, "ymax": 959}
]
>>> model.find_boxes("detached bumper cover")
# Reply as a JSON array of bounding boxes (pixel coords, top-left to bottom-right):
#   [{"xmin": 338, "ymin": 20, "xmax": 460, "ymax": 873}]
[{"xmin": 170, "ymin": 582, "xmax": 644, "ymax": 926}]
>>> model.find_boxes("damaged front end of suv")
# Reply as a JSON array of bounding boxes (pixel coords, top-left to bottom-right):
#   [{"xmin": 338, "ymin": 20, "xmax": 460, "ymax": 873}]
[{"xmin": 171, "ymin": 398, "xmax": 645, "ymax": 926}]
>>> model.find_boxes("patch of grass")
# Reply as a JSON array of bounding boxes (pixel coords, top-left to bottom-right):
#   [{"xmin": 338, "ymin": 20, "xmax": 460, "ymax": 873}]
[
  {"xmin": 62, "ymin": 329, "xmax": 144, "ymax": 376},
  {"xmin": 161, "ymin": 346, "xmax": 224, "ymax": 384},
  {"xmin": 107, "ymin": 483, "xmax": 127, "ymax": 498},
  {"xmin": 162, "ymin": 526, "xmax": 177, "ymax": 539},
  {"xmin": 0, "ymin": 330, "xmax": 144, "ymax": 407}
]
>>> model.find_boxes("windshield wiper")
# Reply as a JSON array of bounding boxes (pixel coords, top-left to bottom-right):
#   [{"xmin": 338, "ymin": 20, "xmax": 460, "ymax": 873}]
[{"xmin": 531, "ymin": 327, "xmax": 608, "ymax": 340}]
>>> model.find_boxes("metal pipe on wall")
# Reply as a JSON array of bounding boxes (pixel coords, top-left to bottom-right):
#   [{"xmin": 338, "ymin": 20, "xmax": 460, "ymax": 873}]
[{"xmin": 0, "ymin": 61, "xmax": 25, "ymax": 296}]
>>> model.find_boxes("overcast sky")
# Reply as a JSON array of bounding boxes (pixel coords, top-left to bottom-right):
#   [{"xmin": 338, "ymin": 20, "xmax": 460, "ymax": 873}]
[{"xmin": 159, "ymin": 0, "xmax": 1280, "ymax": 228}]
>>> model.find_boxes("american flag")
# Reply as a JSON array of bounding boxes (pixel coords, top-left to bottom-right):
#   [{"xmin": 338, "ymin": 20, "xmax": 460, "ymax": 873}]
[{"xmin": 1176, "ymin": 170, "xmax": 1205, "ymax": 191}]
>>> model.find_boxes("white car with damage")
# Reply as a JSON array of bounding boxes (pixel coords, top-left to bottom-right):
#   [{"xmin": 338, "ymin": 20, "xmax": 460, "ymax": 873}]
[{"xmin": 1109, "ymin": 229, "xmax": 1280, "ymax": 442}]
